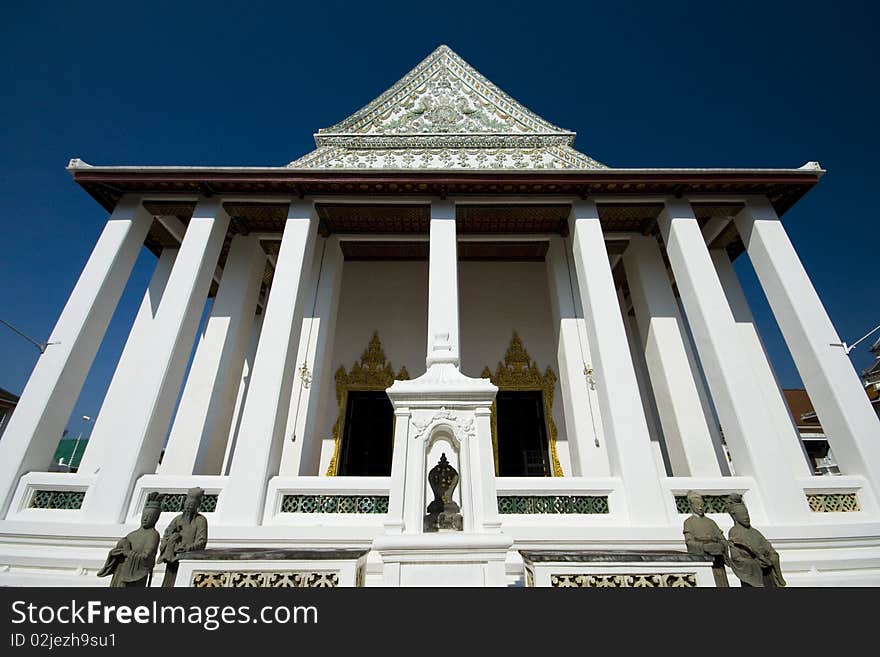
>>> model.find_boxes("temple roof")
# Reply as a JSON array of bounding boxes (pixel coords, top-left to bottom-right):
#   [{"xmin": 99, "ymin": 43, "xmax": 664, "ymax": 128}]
[
  {"xmin": 287, "ymin": 45, "xmax": 606, "ymax": 170},
  {"xmin": 0, "ymin": 387, "xmax": 19, "ymax": 408},
  {"xmin": 65, "ymin": 45, "xmax": 825, "ymax": 224}
]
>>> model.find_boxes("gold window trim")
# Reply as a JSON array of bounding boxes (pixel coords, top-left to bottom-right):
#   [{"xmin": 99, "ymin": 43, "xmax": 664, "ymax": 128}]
[
  {"xmin": 326, "ymin": 332, "xmax": 409, "ymax": 476},
  {"xmin": 481, "ymin": 332, "xmax": 563, "ymax": 477}
]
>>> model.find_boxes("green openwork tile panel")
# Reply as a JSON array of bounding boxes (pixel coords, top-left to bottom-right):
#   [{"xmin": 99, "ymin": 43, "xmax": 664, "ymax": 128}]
[
  {"xmin": 806, "ymin": 493, "xmax": 860, "ymax": 513},
  {"xmin": 159, "ymin": 493, "xmax": 219, "ymax": 513},
  {"xmin": 497, "ymin": 495, "xmax": 609, "ymax": 514},
  {"xmin": 29, "ymin": 490, "xmax": 85, "ymax": 510},
  {"xmin": 674, "ymin": 494, "xmax": 729, "ymax": 514},
  {"xmin": 280, "ymin": 495, "xmax": 389, "ymax": 514}
]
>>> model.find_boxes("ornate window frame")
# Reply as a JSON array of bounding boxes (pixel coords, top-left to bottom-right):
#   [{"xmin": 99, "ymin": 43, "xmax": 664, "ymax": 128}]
[
  {"xmin": 481, "ymin": 332, "xmax": 563, "ymax": 477},
  {"xmin": 326, "ymin": 332, "xmax": 409, "ymax": 476}
]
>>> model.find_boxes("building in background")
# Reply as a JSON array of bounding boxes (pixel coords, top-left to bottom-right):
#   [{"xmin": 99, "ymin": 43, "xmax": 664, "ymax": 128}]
[
  {"xmin": 0, "ymin": 387, "xmax": 18, "ymax": 440},
  {"xmin": 50, "ymin": 436, "xmax": 90, "ymax": 473},
  {"xmin": 784, "ymin": 389, "xmax": 840, "ymax": 476},
  {"xmin": 0, "ymin": 46, "xmax": 879, "ymax": 587},
  {"xmin": 863, "ymin": 337, "xmax": 880, "ymax": 419}
]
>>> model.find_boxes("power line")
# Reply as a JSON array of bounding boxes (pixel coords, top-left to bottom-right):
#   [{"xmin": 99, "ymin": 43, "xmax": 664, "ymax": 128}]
[
  {"xmin": 832, "ymin": 322, "xmax": 880, "ymax": 356},
  {"xmin": 0, "ymin": 318, "xmax": 57, "ymax": 354}
]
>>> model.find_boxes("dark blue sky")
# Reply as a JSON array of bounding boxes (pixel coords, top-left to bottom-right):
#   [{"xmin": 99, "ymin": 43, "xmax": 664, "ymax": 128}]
[{"xmin": 1, "ymin": 2, "xmax": 877, "ymax": 441}]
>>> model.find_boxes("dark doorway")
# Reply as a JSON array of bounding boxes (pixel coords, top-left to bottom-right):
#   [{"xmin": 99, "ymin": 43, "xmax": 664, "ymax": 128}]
[
  {"xmin": 496, "ymin": 390, "xmax": 551, "ymax": 476},
  {"xmin": 337, "ymin": 390, "xmax": 394, "ymax": 476}
]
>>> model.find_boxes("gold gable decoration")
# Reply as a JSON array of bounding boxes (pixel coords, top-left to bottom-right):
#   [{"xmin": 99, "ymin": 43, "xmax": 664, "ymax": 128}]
[
  {"xmin": 326, "ymin": 332, "xmax": 409, "ymax": 476},
  {"xmin": 481, "ymin": 332, "xmax": 563, "ymax": 477}
]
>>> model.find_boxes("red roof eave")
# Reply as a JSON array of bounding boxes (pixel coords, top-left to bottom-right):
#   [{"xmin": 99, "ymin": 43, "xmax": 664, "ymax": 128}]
[{"xmin": 69, "ymin": 165, "xmax": 824, "ymax": 217}]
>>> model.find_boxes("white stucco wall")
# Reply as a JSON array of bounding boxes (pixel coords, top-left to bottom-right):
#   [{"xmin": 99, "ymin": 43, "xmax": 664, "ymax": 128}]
[
  {"xmin": 314, "ymin": 259, "xmax": 571, "ymax": 476},
  {"xmin": 459, "ymin": 261, "xmax": 571, "ymax": 476},
  {"xmin": 316, "ymin": 261, "xmax": 429, "ymax": 474}
]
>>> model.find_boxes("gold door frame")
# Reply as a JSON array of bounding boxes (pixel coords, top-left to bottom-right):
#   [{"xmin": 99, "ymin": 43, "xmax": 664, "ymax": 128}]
[
  {"xmin": 481, "ymin": 332, "xmax": 563, "ymax": 477},
  {"xmin": 326, "ymin": 332, "xmax": 409, "ymax": 476}
]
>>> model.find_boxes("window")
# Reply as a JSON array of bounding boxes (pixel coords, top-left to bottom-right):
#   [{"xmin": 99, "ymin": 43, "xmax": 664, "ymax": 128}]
[
  {"xmin": 336, "ymin": 390, "xmax": 394, "ymax": 476},
  {"xmin": 496, "ymin": 390, "xmax": 552, "ymax": 476},
  {"xmin": 326, "ymin": 332, "xmax": 408, "ymax": 476},
  {"xmin": 482, "ymin": 332, "xmax": 561, "ymax": 477},
  {"xmin": 802, "ymin": 438, "xmax": 841, "ymax": 476}
]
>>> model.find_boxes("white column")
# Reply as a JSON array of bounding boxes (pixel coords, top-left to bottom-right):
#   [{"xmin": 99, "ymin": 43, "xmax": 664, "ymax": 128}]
[
  {"xmin": 85, "ymin": 198, "xmax": 230, "ymax": 522},
  {"xmin": 426, "ymin": 200, "xmax": 459, "ymax": 366},
  {"xmin": 161, "ymin": 234, "xmax": 266, "ymax": 475},
  {"xmin": 658, "ymin": 198, "xmax": 808, "ymax": 520},
  {"xmin": 711, "ymin": 247, "xmax": 810, "ymax": 475},
  {"xmin": 569, "ymin": 200, "xmax": 668, "ymax": 523},
  {"xmin": 0, "ymin": 197, "xmax": 152, "ymax": 517},
  {"xmin": 473, "ymin": 405, "xmax": 503, "ymax": 533},
  {"xmin": 383, "ymin": 407, "xmax": 412, "ymax": 534},
  {"xmin": 220, "ymin": 201, "xmax": 317, "ymax": 525},
  {"xmin": 623, "ymin": 236, "xmax": 722, "ymax": 476},
  {"xmin": 546, "ymin": 237, "xmax": 610, "ymax": 476},
  {"xmin": 676, "ymin": 295, "xmax": 730, "ymax": 476},
  {"xmin": 621, "ymin": 290, "xmax": 670, "ymax": 476},
  {"xmin": 221, "ymin": 312, "xmax": 264, "ymax": 475},
  {"xmin": 78, "ymin": 248, "xmax": 178, "ymax": 473},
  {"xmin": 279, "ymin": 236, "xmax": 344, "ymax": 476},
  {"xmin": 403, "ymin": 420, "xmax": 428, "ymax": 533},
  {"xmin": 735, "ymin": 198, "xmax": 880, "ymax": 486}
]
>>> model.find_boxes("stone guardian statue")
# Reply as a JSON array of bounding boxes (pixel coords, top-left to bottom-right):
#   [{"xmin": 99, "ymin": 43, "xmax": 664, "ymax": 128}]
[
  {"xmin": 97, "ymin": 492, "xmax": 163, "ymax": 587},
  {"xmin": 158, "ymin": 487, "xmax": 208, "ymax": 587},
  {"xmin": 725, "ymin": 493, "xmax": 785, "ymax": 587},
  {"xmin": 682, "ymin": 490, "xmax": 729, "ymax": 587}
]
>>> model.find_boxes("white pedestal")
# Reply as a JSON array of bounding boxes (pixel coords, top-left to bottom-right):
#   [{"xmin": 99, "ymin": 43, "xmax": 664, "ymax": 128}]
[
  {"xmin": 520, "ymin": 550, "xmax": 721, "ymax": 587},
  {"xmin": 174, "ymin": 548, "xmax": 369, "ymax": 587},
  {"xmin": 373, "ymin": 533, "xmax": 513, "ymax": 587}
]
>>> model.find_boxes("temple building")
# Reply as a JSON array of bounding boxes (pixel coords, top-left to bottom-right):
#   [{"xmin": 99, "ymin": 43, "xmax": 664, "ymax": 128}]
[
  {"xmin": 1, "ymin": 46, "xmax": 879, "ymax": 586},
  {"xmin": 0, "ymin": 387, "xmax": 18, "ymax": 440},
  {"xmin": 783, "ymin": 389, "xmax": 839, "ymax": 476},
  {"xmin": 863, "ymin": 337, "xmax": 880, "ymax": 419}
]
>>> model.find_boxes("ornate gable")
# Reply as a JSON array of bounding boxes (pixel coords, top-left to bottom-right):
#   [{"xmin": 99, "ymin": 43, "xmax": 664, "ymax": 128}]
[{"xmin": 288, "ymin": 45, "xmax": 606, "ymax": 170}]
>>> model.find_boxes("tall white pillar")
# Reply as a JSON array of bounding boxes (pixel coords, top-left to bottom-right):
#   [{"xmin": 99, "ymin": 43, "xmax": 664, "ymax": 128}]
[
  {"xmin": 85, "ymin": 198, "xmax": 230, "ymax": 522},
  {"xmin": 621, "ymin": 290, "xmax": 670, "ymax": 477},
  {"xmin": 374, "ymin": 200, "xmax": 511, "ymax": 586},
  {"xmin": 78, "ymin": 248, "xmax": 178, "ymax": 474},
  {"xmin": 623, "ymin": 236, "xmax": 722, "ymax": 476},
  {"xmin": 545, "ymin": 237, "xmax": 610, "ymax": 476},
  {"xmin": 279, "ymin": 236, "xmax": 344, "ymax": 476},
  {"xmin": 569, "ymin": 201, "xmax": 668, "ymax": 523},
  {"xmin": 658, "ymin": 198, "xmax": 808, "ymax": 520},
  {"xmin": 0, "ymin": 197, "xmax": 152, "ymax": 517},
  {"xmin": 383, "ymin": 407, "xmax": 412, "ymax": 534},
  {"xmin": 426, "ymin": 200, "xmax": 459, "ymax": 366},
  {"xmin": 675, "ymin": 295, "xmax": 730, "ymax": 476},
  {"xmin": 221, "ymin": 312, "xmax": 264, "ymax": 475},
  {"xmin": 473, "ymin": 405, "xmax": 504, "ymax": 532},
  {"xmin": 735, "ymin": 198, "xmax": 880, "ymax": 487},
  {"xmin": 161, "ymin": 234, "xmax": 266, "ymax": 475},
  {"xmin": 220, "ymin": 201, "xmax": 317, "ymax": 525},
  {"xmin": 711, "ymin": 247, "xmax": 810, "ymax": 476}
]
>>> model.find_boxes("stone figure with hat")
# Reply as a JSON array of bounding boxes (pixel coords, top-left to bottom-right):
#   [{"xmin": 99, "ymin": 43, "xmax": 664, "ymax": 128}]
[
  {"xmin": 725, "ymin": 493, "xmax": 785, "ymax": 587},
  {"xmin": 681, "ymin": 490, "xmax": 730, "ymax": 587},
  {"xmin": 157, "ymin": 487, "xmax": 208, "ymax": 587},
  {"xmin": 97, "ymin": 492, "xmax": 163, "ymax": 587}
]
